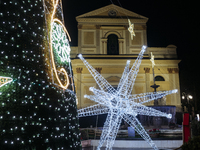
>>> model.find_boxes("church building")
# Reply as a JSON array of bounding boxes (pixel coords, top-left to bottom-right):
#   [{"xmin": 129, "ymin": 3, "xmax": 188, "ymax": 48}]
[{"xmin": 70, "ymin": 4, "xmax": 181, "ymax": 112}]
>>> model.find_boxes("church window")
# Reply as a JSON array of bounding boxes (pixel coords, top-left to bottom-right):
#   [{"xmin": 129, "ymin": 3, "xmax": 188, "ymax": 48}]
[
  {"xmin": 155, "ymin": 76, "xmax": 165, "ymax": 81},
  {"xmin": 107, "ymin": 34, "xmax": 119, "ymax": 55}
]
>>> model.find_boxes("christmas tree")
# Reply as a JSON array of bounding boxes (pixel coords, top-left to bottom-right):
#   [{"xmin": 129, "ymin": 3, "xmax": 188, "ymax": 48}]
[{"xmin": 0, "ymin": 0, "xmax": 82, "ymax": 149}]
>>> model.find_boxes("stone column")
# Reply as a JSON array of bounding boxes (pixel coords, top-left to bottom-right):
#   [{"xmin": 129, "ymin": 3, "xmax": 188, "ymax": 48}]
[
  {"xmin": 101, "ymin": 38, "xmax": 107, "ymax": 54},
  {"xmin": 76, "ymin": 67, "xmax": 83, "ymax": 108},
  {"xmin": 78, "ymin": 25, "xmax": 82, "ymax": 53},
  {"xmin": 125, "ymin": 25, "xmax": 130, "ymax": 54},
  {"xmin": 118, "ymin": 39, "xmax": 124, "ymax": 54},
  {"xmin": 96, "ymin": 25, "xmax": 100, "ymax": 54},
  {"xmin": 167, "ymin": 68, "xmax": 175, "ymax": 105}
]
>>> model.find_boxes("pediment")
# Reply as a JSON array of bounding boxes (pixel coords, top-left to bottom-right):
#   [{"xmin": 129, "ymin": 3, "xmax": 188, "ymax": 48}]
[{"xmin": 76, "ymin": 4, "xmax": 148, "ymax": 20}]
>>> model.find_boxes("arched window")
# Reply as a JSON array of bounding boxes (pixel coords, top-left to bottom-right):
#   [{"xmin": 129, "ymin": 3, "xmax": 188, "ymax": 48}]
[
  {"xmin": 107, "ymin": 34, "xmax": 119, "ymax": 55},
  {"xmin": 155, "ymin": 76, "xmax": 165, "ymax": 81}
]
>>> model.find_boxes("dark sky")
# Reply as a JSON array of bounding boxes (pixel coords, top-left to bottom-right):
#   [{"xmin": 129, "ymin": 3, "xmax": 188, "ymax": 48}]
[{"xmin": 62, "ymin": 0, "xmax": 200, "ymax": 102}]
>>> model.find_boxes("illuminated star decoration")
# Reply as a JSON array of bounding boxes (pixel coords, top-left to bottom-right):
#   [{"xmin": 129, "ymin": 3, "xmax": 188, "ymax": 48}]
[
  {"xmin": 0, "ymin": 76, "xmax": 13, "ymax": 89},
  {"xmin": 128, "ymin": 19, "xmax": 135, "ymax": 40},
  {"xmin": 78, "ymin": 45, "xmax": 178, "ymax": 150},
  {"xmin": 150, "ymin": 52, "xmax": 155, "ymax": 68}
]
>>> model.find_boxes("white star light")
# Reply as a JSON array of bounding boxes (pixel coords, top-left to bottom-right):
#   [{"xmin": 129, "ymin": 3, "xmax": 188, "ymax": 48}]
[
  {"xmin": 150, "ymin": 52, "xmax": 156, "ymax": 68},
  {"xmin": 128, "ymin": 19, "xmax": 135, "ymax": 40},
  {"xmin": 78, "ymin": 45, "xmax": 177, "ymax": 150}
]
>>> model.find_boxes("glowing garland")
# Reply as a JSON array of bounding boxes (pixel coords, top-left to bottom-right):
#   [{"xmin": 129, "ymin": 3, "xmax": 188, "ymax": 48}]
[
  {"xmin": 78, "ymin": 45, "xmax": 178, "ymax": 150},
  {"xmin": 49, "ymin": 0, "xmax": 71, "ymax": 89},
  {"xmin": 52, "ymin": 20, "xmax": 71, "ymax": 63},
  {"xmin": 0, "ymin": 76, "xmax": 13, "ymax": 89}
]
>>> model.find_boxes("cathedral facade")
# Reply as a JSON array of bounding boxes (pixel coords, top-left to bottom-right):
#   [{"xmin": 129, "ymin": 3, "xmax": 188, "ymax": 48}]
[{"xmin": 70, "ymin": 4, "xmax": 181, "ymax": 112}]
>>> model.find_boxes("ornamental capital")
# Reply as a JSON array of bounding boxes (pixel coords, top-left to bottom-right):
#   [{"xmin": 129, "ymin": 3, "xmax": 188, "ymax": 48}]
[
  {"xmin": 77, "ymin": 25, "xmax": 82, "ymax": 29},
  {"xmin": 95, "ymin": 68, "xmax": 102, "ymax": 74},
  {"xmin": 167, "ymin": 68, "xmax": 174, "ymax": 73},
  {"xmin": 174, "ymin": 68, "xmax": 179, "ymax": 73},
  {"xmin": 76, "ymin": 67, "xmax": 83, "ymax": 73},
  {"xmin": 144, "ymin": 67, "xmax": 150, "ymax": 73}
]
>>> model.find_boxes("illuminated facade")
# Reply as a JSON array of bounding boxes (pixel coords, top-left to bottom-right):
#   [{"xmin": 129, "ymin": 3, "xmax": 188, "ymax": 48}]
[{"xmin": 71, "ymin": 4, "xmax": 181, "ymax": 111}]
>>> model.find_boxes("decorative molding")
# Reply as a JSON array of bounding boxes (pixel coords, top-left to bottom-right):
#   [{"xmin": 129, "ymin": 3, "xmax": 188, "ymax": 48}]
[
  {"xmin": 78, "ymin": 25, "xmax": 82, "ymax": 29},
  {"xmin": 167, "ymin": 68, "xmax": 174, "ymax": 73},
  {"xmin": 96, "ymin": 25, "xmax": 101, "ymax": 29},
  {"xmin": 95, "ymin": 68, "xmax": 102, "ymax": 74},
  {"xmin": 76, "ymin": 68, "xmax": 83, "ymax": 73},
  {"xmin": 144, "ymin": 67, "xmax": 150, "ymax": 73},
  {"xmin": 167, "ymin": 68, "xmax": 179, "ymax": 73},
  {"xmin": 82, "ymin": 30, "xmax": 96, "ymax": 46},
  {"xmin": 124, "ymin": 25, "xmax": 128, "ymax": 30},
  {"xmin": 81, "ymin": 48, "xmax": 96, "ymax": 54},
  {"xmin": 76, "ymin": 4, "xmax": 148, "ymax": 20},
  {"xmin": 77, "ymin": 18, "xmax": 147, "ymax": 24},
  {"xmin": 174, "ymin": 68, "xmax": 179, "ymax": 73},
  {"xmin": 106, "ymin": 76, "xmax": 121, "ymax": 82},
  {"xmin": 104, "ymin": 31, "xmax": 122, "ymax": 38}
]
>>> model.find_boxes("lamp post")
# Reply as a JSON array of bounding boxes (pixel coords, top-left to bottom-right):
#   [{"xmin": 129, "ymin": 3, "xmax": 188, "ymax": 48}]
[{"xmin": 181, "ymin": 92, "xmax": 194, "ymax": 114}]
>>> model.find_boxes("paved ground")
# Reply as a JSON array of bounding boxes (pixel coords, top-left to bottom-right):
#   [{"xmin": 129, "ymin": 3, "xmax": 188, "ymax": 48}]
[{"xmin": 82, "ymin": 147, "xmax": 180, "ymax": 150}]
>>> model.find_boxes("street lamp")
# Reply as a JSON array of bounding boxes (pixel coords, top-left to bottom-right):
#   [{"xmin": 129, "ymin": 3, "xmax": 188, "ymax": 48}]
[{"xmin": 182, "ymin": 92, "xmax": 193, "ymax": 103}]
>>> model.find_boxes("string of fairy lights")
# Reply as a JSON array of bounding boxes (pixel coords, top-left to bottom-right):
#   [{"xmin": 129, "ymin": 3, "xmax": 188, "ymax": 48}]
[
  {"xmin": 77, "ymin": 46, "xmax": 177, "ymax": 150},
  {"xmin": 0, "ymin": 0, "xmax": 81, "ymax": 149}
]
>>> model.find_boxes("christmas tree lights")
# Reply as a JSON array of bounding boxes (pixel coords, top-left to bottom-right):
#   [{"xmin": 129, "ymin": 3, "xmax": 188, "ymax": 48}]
[
  {"xmin": 0, "ymin": 76, "xmax": 13, "ymax": 89},
  {"xmin": 49, "ymin": 0, "xmax": 71, "ymax": 89},
  {"xmin": 78, "ymin": 45, "xmax": 177, "ymax": 150},
  {"xmin": 0, "ymin": 0, "xmax": 81, "ymax": 149}
]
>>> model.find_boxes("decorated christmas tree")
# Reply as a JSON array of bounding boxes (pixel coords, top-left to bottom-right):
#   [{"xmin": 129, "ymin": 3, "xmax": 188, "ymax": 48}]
[{"xmin": 0, "ymin": 0, "xmax": 81, "ymax": 149}]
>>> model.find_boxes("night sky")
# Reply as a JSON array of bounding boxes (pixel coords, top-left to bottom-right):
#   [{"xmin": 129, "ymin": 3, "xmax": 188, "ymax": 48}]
[{"xmin": 62, "ymin": 0, "xmax": 200, "ymax": 106}]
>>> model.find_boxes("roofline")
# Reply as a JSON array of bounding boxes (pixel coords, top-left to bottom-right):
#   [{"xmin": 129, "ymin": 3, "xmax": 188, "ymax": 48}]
[{"xmin": 76, "ymin": 4, "xmax": 148, "ymax": 20}]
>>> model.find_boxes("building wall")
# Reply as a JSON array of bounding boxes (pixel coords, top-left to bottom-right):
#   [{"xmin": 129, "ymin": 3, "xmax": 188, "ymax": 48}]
[{"xmin": 70, "ymin": 4, "xmax": 181, "ymax": 112}]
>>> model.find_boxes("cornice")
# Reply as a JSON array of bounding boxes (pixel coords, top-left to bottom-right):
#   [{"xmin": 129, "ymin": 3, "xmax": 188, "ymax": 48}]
[
  {"xmin": 76, "ymin": 4, "xmax": 148, "ymax": 20},
  {"xmin": 77, "ymin": 18, "xmax": 147, "ymax": 24}
]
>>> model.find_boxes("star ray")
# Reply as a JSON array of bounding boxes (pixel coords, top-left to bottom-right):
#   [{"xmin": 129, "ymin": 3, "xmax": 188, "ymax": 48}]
[
  {"xmin": 117, "ymin": 60, "xmax": 130, "ymax": 91},
  {"xmin": 128, "ymin": 89, "xmax": 178, "ymax": 104},
  {"xmin": 98, "ymin": 111, "xmax": 122, "ymax": 150},
  {"xmin": 117, "ymin": 46, "xmax": 146, "ymax": 97},
  {"xmin": 131, "ymin": 104, "xmax": 171, "ymax": 118},
  {"xmin": 78, "ymin": 54, "xmax": 116, "ymax": 94},
  {"xmin": 78, "ymin": 104, "xmax": 109, "ymax": 117},
  {"xmin": 97, "ymin": 111, "xmax": 112, "ymax": 150},
  {"xmin": 123, "ymin": 114, "xmax": 158, "ymax": 150}
]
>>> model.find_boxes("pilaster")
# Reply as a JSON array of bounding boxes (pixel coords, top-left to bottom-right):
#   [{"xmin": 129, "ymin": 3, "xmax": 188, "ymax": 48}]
[
  {"xmin": 118, "ymin": 39, "xmax": 124, "ymax": 54},
  {"xmin": 144, "ymin": 67, "xmax": 151, "ymax": 105},
  {"xmin": 78, "ymin": 25, "xmax": 82, "ymax": 53},
  {"xmin": 96, "ymin": 25, "xmax": 100, "ymax": 54},
  {"xmin": 101, "ymin": 38, "xmax": 107, "ymax": 54},
  {"xmin": 167, "ymin": 68, "xmax": 180, "ymax": 107}
]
